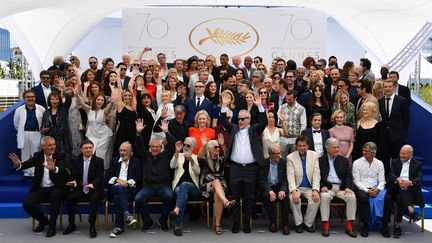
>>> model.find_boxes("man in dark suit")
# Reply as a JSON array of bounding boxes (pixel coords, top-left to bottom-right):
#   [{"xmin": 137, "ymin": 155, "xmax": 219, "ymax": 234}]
[
  {"xmin": 220, "ymin": 92, "xmax": 267, "ymax": 233},
  {"xmin": 389, "ymin": 145, "xmax": 424, "ymax": 238},
  {"xmin": 8, "ymin": 136, "xmax": 68, "ymax": 237},
  {"xmin": 379, "ymin": 79, "xmax": 410, "ymax": 175},
  {"xmin": 319, "ymin": 138, "xmax": 357, "ymax": 237},
  {"xmin": 241, "ymin": 56, "xmax": 255, "ymax": 81},
  {"xmin": 301, "ymin": 113, "xmax": 329, "ymax": 157},
  {"xmin": 215, "ymin": 53, "xmax": 237, "ymax": 84},
  {"xmin": 389, "ymin": 71, "xmax": 411, "ymax": 106},
  {"xmin": 32, "ymin": 70, "xmax": 59, "ymax": 109},
  {"xmin": 175, "ymin": 80, "xmax": 213, "ymax": 125},
  {"xmin": 107, "ymin": 142, "xmax": 142, "ymax": 238},
  {"xmin": 116, "ymin": 62, "xmax": 131, "ymax": 89},
  {"xmin": 259, "ymin": 144, "xmax": 290, "ymax": 235},
  {"xmin": 62, "ymin": 140, "xmax": 104, "ymax": 238}
]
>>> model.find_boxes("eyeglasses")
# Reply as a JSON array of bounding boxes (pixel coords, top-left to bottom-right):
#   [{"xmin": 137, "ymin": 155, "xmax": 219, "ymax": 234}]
[
  {"xmin": 89, "ymin": 62, "xmax": 97, "ymax": 64},
  {"xmin": 120, "ymin": 68, "xmax": 127, "ymax": 71},
  {"xmin": 195, "ymin": 85, "xmax": 204, "ymax": 88},
  {"xmin": 257, "ymin": 68, "xmax": 265, "ymax": 71},
  {"xmin": 270, "ymin": 152, "xmax": 281, "ymax": 155},
  {"xmin": 259, "ymin": 91, "xmax": 267, "ymax": 94},
  {"xmin": 238, "ymin": 117, "xmax": 249, "ymax": 121},
  {"xmin": 213, "ymin": 146, "xmax": 220, "ymax": 149},
  {"xmin": 184, "ymin": 144, "xmax": 192, "ymax": 148},
  {"xmin": 132, "ymin": 64, "xmax": 140, "ymax": 66},
  {"xmin": 148, "ymin": 65, "xmax": 154, "ymax": 67},
  {"xmin": 42, "ymin": 77, "xmax": 50, "ymax": 80}
]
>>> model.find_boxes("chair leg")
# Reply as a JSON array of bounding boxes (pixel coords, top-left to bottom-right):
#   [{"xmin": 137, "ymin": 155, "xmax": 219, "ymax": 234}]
[
  {"xmin": 132, "ymin": 201, "xmax": 136, "ymax": 230},
  {"xmin": 206, "ymin": 201, "xmax": 210, "ymax": 228},
  {"xmin": 96, "ymin": 214, "xmax": 99, "ymax": 230},
  {"xmin": 240, "ymin": 199, "xmax": 243, "ymax": 229},
  {"xmin": 421, "ymin": 207, "xmax": 425, "ymax": 232},
  {"xmin": 104, "ymin": 201, "xmax": 108, "ymax": 230}
]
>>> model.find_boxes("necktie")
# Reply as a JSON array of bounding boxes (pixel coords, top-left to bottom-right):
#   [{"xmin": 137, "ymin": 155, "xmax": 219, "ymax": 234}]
[
  {"xmin": 386, "ymin": 97, "xmax": 391, "ymax": 117},
  {"xmin": 357, "ymin": 98, "xmax": 363, "ymax": 111},
  {"xmin": 83, "ymin": 159, "xmax": 90, "ymax": 194},
  {"xmin": 196, "ymin": 97, "xmax": 200, "ymax": 108}
]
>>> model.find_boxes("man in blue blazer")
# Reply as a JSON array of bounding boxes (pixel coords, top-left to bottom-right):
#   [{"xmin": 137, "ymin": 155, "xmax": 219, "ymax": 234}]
[
  {"xmin": 31, "ymin": 70, "xmax": 59, "ymax": 109},
  {"xmin": 301, "ymin": 113, "xmax": 330, "ymax": 157},
  {"xmin": 175, "ymin": 80, "xmax": 213, "ymax": 125}
]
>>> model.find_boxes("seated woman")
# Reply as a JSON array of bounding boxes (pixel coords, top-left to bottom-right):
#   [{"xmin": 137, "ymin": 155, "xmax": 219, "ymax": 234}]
[
  {"xmin": 170, "ymin": 137, "xmax": 201, "ymax": 236},
  {"xmin": 198, "ymin": 135, "xmax": 235, "ymax": 235}
]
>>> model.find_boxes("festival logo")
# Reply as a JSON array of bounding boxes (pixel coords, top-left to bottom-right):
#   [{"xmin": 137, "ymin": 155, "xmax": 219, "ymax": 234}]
[{"xmin": 189, "ymin": 18, "xmax": 259, "ymax": 56}]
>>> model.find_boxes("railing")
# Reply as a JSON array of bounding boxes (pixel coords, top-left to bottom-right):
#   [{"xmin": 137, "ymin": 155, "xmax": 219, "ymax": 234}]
[{"xmin": 0, "ymin": 96, "xmax": 20, "ymax": 111}]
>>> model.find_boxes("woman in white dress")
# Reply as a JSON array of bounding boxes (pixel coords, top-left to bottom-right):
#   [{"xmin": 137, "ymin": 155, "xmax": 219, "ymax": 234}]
[
  {"xmin": 77, "ymin": 92, "xmax": 114, "ymax": 169},
  {"xmin": 261, "ymin": 111, "xmax": 285, "ymax": 159}
]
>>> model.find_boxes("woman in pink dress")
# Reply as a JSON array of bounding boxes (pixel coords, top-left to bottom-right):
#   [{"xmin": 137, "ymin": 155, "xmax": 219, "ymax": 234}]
[{"xmin": 329, "ymin": 110, "xmax": 355, "ymax": 166}]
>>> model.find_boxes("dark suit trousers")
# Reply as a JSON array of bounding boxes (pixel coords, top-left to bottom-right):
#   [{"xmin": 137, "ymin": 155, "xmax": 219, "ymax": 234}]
[
  {"xmin": 356, "ymin": 190, "xmax": 391, "ymax": 227},
  {"xmin": 65, "ymin": 188, "xmax": 101, "ymax": 225},
  {"xmin": 230, "ymin": 163, "xmax": 259, "ymax": 226},
  {"xmin": 395, "ymin": 186, "xmax": 419, "ymax": 222},
  {"xmin": 262, "ymin": 186, "xmax": 289, "ymax": 225},
  {"xmin": 23, "ymin": 187, "xmax": 64, "ymax": 229}
]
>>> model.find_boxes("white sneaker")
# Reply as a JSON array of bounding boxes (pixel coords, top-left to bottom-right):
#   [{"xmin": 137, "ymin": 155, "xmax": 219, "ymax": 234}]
[
  {"xmin": 125, "ymin": 215, "xmax": 137, "ymax": 226},
  {"xmin": 109, "ymin": 227, "xmax": 124, "ymax": 238}
]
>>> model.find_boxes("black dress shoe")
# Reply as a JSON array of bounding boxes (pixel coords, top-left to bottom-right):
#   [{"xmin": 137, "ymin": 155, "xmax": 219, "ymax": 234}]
[
  {"xmin": 232, "ymin": 224, "xmax": 240, "ymax": 233},
  {"xmin": 282, "ymin": 224, "xmax": 290, "ymax": 235},
  {"xmin": 89, "ymin": 224, "xmax": 97, "ymax": 238},
  {"xmin": 295, "ymin": 224, "xmax": 303, "ymax": 233},
  {"xmin": 34, "ymin": 221, "xmax": 48, "ymax": 233},
  {"xmin": 410, "ymin": 212, "xmax": 420, "ymax": 222},
  {"xmin": 303, "ymin": 224, "xmax": 315, "ymax": 233},
  {"xmin": 62, "ymin": 224, "xmax": 76, "ymax": 235},
  {"xmin": 173, "ymin": 226, "xmax": 182, "ymax": 236},
  {"xmin": 243, "ymin": 224, "xmax": 251, "ymax": 233},
  {"xmin": 381, "ymin": 225, "xmax": 390, "ymax": 238},
  {"xmin": 46, "ymin": 228, "xmax": 56, "ymax": 237},
  {"xmin": 360, "ymin": 226, "xmax": 368, "ymax": 237}
]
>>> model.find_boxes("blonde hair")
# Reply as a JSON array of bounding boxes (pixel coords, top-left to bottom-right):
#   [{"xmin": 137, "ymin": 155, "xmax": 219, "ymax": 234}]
[
  {"xmin": 334, "ymin": 89, "xmax": 351, "ymax": 110},
  {"xmin": 331, "ymin": 109, "xmax": 346, "ymax": 124},
  {"xmin": 372, "ymin": 80, "xmax": 384, "ymax": 97},
  {"xmin": 220, "ymin": 90, "xmax": 236, "ymax": 109},
  {"xmin": 194, "ymin": 110, "xmax": 211, "ymax": 128},
  {"xmin": 360, "ymin": 101, "xmax": 378, "ymax": 121}
]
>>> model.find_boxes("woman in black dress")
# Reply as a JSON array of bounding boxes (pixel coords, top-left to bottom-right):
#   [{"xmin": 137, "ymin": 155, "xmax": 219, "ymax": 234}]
[{"xmin": 307, "ymin": 85, "xmax": 331, "ymax": 129}]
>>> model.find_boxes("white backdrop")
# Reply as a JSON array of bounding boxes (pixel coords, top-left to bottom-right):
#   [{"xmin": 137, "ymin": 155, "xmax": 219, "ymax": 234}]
[{"xmin": 122, "ymin": 8, "xmax": 326, "ymax": 64}]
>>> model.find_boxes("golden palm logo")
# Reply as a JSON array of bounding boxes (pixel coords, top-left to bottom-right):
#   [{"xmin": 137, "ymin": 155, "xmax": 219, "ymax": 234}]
[{"xmin": 198, "ymin": 27, "xmax": 251, "ymax": 46}]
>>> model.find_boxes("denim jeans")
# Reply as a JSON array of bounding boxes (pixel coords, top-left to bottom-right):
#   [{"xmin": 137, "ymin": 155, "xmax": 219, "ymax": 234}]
[
  {"xmin": 110, "ymin": 184, "xmax": 133, "ymax": 228},
  {"xmin": 135, "ymin": 185, "xmax": 174, "ymax": 224},
  {"xmin": 173, "ymin": 182, "xmax": 200, "ymax": 226}
]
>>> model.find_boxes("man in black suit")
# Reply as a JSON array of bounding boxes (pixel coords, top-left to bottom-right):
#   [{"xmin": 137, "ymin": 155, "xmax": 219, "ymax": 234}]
[
  {"xmin": 8, "ymin": 136, "xmax": 68, "ymax": 237},
  {"xmin": 389, "ymin": 71, "xmax": 411, "ymax": 106},
  {"xmin": 325, "ymin": 68, "xmax": 340, "ymax": 106},
  {"xmin": 220, "ymin": 92, "xmax": 267, "ymax": 233},
  {"xmin": 116, "ymin": 62, "xmax": 131, "ymax": 89},
  {"xmin": 175, "ymin": 80, "xmax": 213, "ymax": 125},
  {"xmin": 215, "ymin": 53, "xmax": 237, "ymax": 84},
  {"xmin": 379, "ymin": 79, "xmax": 410, "ymax": 175},
  {"xmin": 63, "ymin": 140, "xmax": 104, "ymax": 238},
  {"xmin": 319, "ymin": 138, "xmax": 357, "ymax": 238},
  {"xmin": 259, "ymin": 144, "xmax": 290, "ymax": 235},
  {"xmin": 107, "ymin": 142, "xmax": 142, "ymax": 238},
  {"xmin": 31, "ymin": 70, "xmax": 59, "ymax": 109},
  {"xmin": 301, "ymin": 113, "xmax": 330, "ymax": 157},
  {"xmin": 389, "ymin": 145, "xmax": 424, "ymax": 238}
]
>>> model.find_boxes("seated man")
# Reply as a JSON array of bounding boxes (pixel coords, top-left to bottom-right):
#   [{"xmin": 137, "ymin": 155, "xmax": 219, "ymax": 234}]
[
  {"xmin": 287, "ymin": 135, "xmax": 321, "ymax": 233},
  {"xmin": 301, "ymin": 113, "xmax": 329, "ymax": 157},
  {"xmin": 107, "ymin": 142, "xmax": 142, "ymax": 238},
  {"xmin": 389, "ymin": 145, "xmax": 424, "ymax": 238},
  {"xmin": 170, "ymin": 137, "xmax": 201, "ymax": 237},
  {"xmin": 259, "ymin": 144, "xmax": 290, "ymax": 235},
  {"xmin": 352, "ymin": 142, "xmax": 391, "ymax": 238},
  {"xmin": 8, "ymin": 136, "xmax": 68, "ymax": 237},
  {"xmin": 63, "ymin": 139, "xmax": 104, "ymax": 238},
  {"xmin": 134, "ymin": 118, "xmax": 175, "ymax": 232},
  {"xmin": 319, "ymin": 138, "xmax": 357, "ymax": 237}
]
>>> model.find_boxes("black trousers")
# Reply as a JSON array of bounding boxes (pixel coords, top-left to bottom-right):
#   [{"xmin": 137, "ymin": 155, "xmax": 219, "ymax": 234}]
[
  {"xmin": 23, "ymin": 186, "xmax": 64, "ymax": 230},
  {"xmin": 356, "ymin": 190, "xmax": 392, "ymax": 227},
  {"xmin": 65, "ymin": 188, "xmax": 101, "ymax": 225},
  {"xmin": 262, "ymin": 186, "xmax": 289, "ymax": 225},
  {"xmin": 394, "ymin": 186, "xmax": 422, "ymax": 222},
  {"xmin": 230, "ymin": 162, "xmax": 259, "ymax": 226}
]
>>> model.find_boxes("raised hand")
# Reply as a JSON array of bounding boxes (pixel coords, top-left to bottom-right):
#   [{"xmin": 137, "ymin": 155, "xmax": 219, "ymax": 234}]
[
  {"xmin": 216, "ymin": 133, "xmax": 225, "ymax": 146},
  {"xmin": 253, "ymin": 92, "xmax": 262, "ymax": 106},
  {"xmin": 221, "ymin": 92, "xmax": 231, "ymax": 107},
  {"xmin": 84, "ymin": 81, "xmax": 90, "ymax": 89},
  {"xmin": 278, "ymin": 111, "xmax": 286, "ymax": 122},
  {"xmin": 159, "ymin": 118, "xmax": 169, "ymax": 133},
  {"xmin": 44, "ymin": 157, "xmax": 56, "ymax": 171},
  {"xmin": 175, "ymin": 141, "xmax": 183, "ymax": 152},
  {"xmin": 8, "ymin": 153, "xmax": 21, "ymax": 168},
  {"xmin": 135, "ymin": 118, "xmax": 146, "ymax": 133},
  {"xmin": 160, "ymin": 106, "xmax": 168, "ymax": 119}
]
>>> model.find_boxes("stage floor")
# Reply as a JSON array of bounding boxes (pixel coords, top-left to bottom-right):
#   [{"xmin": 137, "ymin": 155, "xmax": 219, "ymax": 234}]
[{"xmin": 0, "ymin": 216, "xmax": 430, "ymax": 243}]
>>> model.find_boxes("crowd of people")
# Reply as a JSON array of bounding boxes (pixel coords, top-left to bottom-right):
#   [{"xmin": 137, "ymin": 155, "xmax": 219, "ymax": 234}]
[{"xmin": 9, "ymin": 51, "xmax": 424, "ymax": 239}]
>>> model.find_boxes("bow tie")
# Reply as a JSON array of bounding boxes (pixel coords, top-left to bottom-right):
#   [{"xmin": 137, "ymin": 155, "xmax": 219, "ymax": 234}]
[{"xmin": 313, "ymin": 130, "xmax": 321, "ymax": 133}]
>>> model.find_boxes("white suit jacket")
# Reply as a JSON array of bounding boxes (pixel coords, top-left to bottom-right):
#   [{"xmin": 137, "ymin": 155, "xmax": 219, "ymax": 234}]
[
  {"xmin": 13, "ymin": 104, "xmax": 45, "ymax": 148},
  {"xmin": 286, "ymin": 150, "xmax": 321, "ymax": 192}
]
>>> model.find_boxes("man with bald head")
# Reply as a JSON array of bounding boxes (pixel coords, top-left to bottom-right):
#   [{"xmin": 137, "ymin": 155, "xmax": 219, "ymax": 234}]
[
  {"xmin": 389, "ymin": 145, "xmax": 424, "ymax": 238},
  {"xmin": 232, "ymin": 55, "xmax": 242, "ymax": 69},
  {"xmin": 220, "ymin": 92, "xmax": 267, "ymax": 233}
]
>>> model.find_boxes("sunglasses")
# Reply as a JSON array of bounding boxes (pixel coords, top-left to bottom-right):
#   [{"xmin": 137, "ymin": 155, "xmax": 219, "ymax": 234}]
[
  {"xmin": 259, "ymin": 91, "xmax": 267, "ymax": 94},
  {"xmin": 89, "ymin": 62, "xmax": 97, "ymax": 64},
  {"xmin": 132, "ymin": 64, "xmax": 140, "ymax": 66},
  {"xmin": 42, "ymin": 77, "xmax": 50, "ymax": 80},
  {"xmin": 184, "ymin": 144, "xmax": 192, "ymax": 148},
  {"xmin": 238, "ymin": 117, "xmax": 249, "ymax": 121},
  {"xmin": 213, "ymin": 146, "xmax": 220, "ymax": 149},
  {"xmin": 257, "ymin": 68, "xmax": 265, "ymax": 71},
  {"xmin": 120, "ymin": 68, "xmax": 127, "ymax": 71}
]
